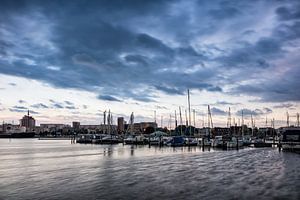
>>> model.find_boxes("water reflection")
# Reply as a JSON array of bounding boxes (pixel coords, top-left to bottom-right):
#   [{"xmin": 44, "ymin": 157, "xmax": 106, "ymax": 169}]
[{"xmin": 0, "ymin": 139, "xmax": 299, "ymax": 200}]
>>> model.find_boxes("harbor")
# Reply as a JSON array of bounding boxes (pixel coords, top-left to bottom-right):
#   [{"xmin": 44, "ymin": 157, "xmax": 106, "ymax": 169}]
[
  {"xmin": 0, "ymin": 138, "xmax": 299, "ymax": 200},
  {"xmin": 1, "ymin": 0, "xmax": 300, "ymax": 199}
]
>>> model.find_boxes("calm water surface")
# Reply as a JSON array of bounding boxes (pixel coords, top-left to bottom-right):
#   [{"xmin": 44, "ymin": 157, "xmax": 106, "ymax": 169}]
[{"xmin": 0, "ymin": 139, "xmax": 299, "ymax": 200}]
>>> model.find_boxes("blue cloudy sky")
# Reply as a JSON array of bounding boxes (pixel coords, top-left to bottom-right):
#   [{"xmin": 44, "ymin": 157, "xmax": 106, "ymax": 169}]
[{"xmin": 0, "ymin": 0, "xmax": 299, "ymax": 127}]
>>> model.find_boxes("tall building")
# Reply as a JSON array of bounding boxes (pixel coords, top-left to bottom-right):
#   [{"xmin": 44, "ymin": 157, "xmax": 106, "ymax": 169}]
[
  {"xmin": 72, "ymin": 121, "xmax": 80, "ymax": 130},
  {"xmin": 117, "ymin": 117, "xmax": 124, "ymax": 133},
  {"xmin": 20, "ymin": 110, "xmax": 35, "ymax": 131}
]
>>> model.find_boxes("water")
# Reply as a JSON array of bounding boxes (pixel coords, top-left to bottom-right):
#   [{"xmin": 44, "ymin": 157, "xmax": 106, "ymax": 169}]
[{"xmin": 0, "ymin": 139, "xmax": 299, "ymax": 200}]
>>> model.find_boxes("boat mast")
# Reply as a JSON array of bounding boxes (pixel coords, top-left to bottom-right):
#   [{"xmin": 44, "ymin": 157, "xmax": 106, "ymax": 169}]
[
  {"xmin": 287, "ymin": 111, "xmax": 289, "ymax": 127},
  {"xmin": 175, "ymin": 110, "xmax": 178, "ymax": 129},
  {"xmin": 168, "ymin": 114, "xmax": 171, "ymax": 132},
  {"xmin": 241, "ymin": 109, "xmax": 244, "ymax": 137},
  {"xmin": 27, "ymin": 110, "xmax": 30, "ymax": 131},
  {"xmin": 179, "ymin": 107, "xmax": 183, "ymax": 136},
  {"xmin": 227, "ymin": 107, "xmax": 231, "ymax": 128},
  {"xmin": 208, "ymin": 105, "xmax": 213, "ymax": 137},
  {"xmin": 297, "ymin": 113, "xmax": 299, "ymax": 127},
  {"xmin": 107, "ymin": 110, "xmax": 111, "ymax": 134},
  {"xmin": 130, "ymin": 112, "xmax": 134, "ymax": 134},
  {"xmin": 187, "ymin": 89, "xmax": 191, "ymax": 136},
  {"xmin": 154, "ymin": 110, "xmax": 156, "ymax": 131},
  {"xmin": 103, "ymin": 110, "xmax": 106, "ymax": 133},
  {"xmin": 193, "ymin": 109, "xmax": 196, "ymax": 135},
  {"xmin": 251, "ymin": 112, "xmax": 254, "ymax": 136}
]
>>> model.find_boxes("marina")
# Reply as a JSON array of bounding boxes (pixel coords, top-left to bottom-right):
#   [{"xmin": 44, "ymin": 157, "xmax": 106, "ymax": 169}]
[
  {"xmin": 1, "ymin": 0, "xmax": 300, "ymax": 199},
  {"xmin": 0, "ymin": 138, "xmax": 299, "ymax": 200}
]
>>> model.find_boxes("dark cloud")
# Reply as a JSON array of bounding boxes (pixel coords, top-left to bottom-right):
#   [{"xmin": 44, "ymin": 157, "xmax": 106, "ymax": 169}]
[
  {"xmin": 273, "ymin": 103, "xmax": 294, "ymax": 109},
  {"xmin": 276, "ymin": 6, "xmax": 300, "ymax": 21},
  {"xmin": 236, "ymin": 108, "xmax": 273, "ymax": 117},
  {"xmin": 65, "ymin": 106, "xmax": 76, "ymax": 110},
  {"xmin": 0, "ymin": 0, "xmax": 299, "ymax": 103},
  {"xmin": 210, "ymin": 107, "xmax": 227, "ymax": 116},
  {"xmin": 31, "ymin": 103, "xmax": 48, "ymax": 109},
  {"xmin": 82, "ymin": 105, "xmax": 88, "ymax": 109},
  {"xmin": 154, "ymin": 85, "xmax": 184, "ymax": 95},
  {"xmin": 9, "ymin": 105, "xmax": 31, "ymax": 113},
  {"xmin": 97, "ymin": 95, "xmax": 121, "ymax": 102},
  {"xmin": 64, "ymin": 101, "xmax": 74, "ymax": 106},
  {"xmin": 29, "ymin": 110, "xmax": 39, "ymax": 114},
  {"xmin": 213, "ymin": 101, "xmax": 241, "ymax": 106},
  {"xmin": 12, "ymin": 106, "xmax": 27, "ymax": 110},
  {"xmin": 18, "ymin": 100, "xmax": 26, "ymax": 104},
  {"xmin": 155, "ymin": 105, "xmax": 168, "ymax": 110},
  {"xmin": 209, "ymin": 6, "xmax": 241, "ymax": 20},
  {"xmin": 53, "ymin": 103, "xmax": 64, "ymax": 109},
  {"xmin": 8, "ymin": 83, "xmax": 16, "ymax": 86}
]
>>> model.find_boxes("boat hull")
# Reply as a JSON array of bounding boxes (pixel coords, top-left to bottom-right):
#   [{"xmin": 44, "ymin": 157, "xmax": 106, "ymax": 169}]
[{"xmin": 0, "ymin": 132, "xmax": 35, "ymax": 138}]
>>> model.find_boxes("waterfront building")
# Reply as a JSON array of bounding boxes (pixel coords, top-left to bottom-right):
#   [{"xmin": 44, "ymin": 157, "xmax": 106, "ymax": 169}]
[
  {"xmin": 117, "ymin": 117, "xmax": 124, "ymax": 133},
  {"xmin": 79, "ymin": 124, "xmax": 117, "ymax": 134},
  {"xmin": 132, "ymin": 122, "xmax": 157, "ymax": 134},
  {"xmin": 20, "ymin": 110, "xmax": 35, "ymax": 131},
  {"xmin": 72, "ymin": 121, "xmax": 80, "ymax": 130},
  {"xmin": 1, "ymin": 124, "xmax": 26, "ymax": 134},
  {"xmin": 40, "ymin": 124, "xmax": 70, "ymax": 132}
]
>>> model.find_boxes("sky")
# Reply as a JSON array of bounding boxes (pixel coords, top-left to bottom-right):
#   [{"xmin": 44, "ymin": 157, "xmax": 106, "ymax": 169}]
[{"xmin": 0, "ymin": 0, "xmax": 299, "ymax": 128}]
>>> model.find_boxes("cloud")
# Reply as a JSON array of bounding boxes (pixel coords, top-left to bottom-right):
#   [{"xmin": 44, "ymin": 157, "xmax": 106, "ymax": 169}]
[
  {"xmin": 12, "ymin": 106, "xmax": 27, "ymax": 110},
  {"xmin": 273, "ymin": 103, "xmax": 294, "ymax": 109},
  {"xmin": 9, "ymin": 105, "xmax": 33, "ymax": 113},
  {"xmin": 8, "ymin": 83, "xmax": 16, "ymax": 86},
  {"xmin": 64, "ymin": 101, "xmax": 74, "ymax": 105},
  {"xmin": 18, "ymin": 100, "xmax": 26, "ymax": 104},
  {"xmin": 212, "ymin": 101, "xmax": 241, "ymax": 106},
  {"xmin": 210, "ymin": 107, "xmax": 227, "ymax": 116},
  {"xmin": 31, "ymin": 103, "xmax": 49, "ymax": 109},
  {"xmin": 0, "ymin": 0, "xmax": 299, "ymax": 103},
  {"xmin": 65, "ymin": 106, "xmax": 76, "ymax": 110},
  {"xmin": 52, "ymin": 103, "xmax": 64, "ymax": 109},
  {"xmin": 97, "ymin": 95, "xmax": 122, "ymax": 102},
  {"xmin": 276, "ymin": 6, "xmax": 300, "ymax": 21},
  {"xmin": 236, "ymin": 108, "xmax": 273, "ymax": 117},
  {"xmin": 82, "ymin": 105, "xmax": 88, "ymax": 109}
]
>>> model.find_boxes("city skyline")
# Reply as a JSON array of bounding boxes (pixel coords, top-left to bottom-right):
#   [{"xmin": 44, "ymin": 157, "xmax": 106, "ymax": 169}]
[{"xmin": 0, "ymin": 0, "xmax": 299, "ymax": 127}]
